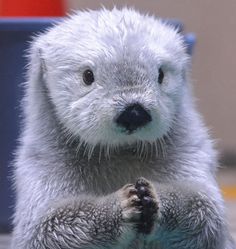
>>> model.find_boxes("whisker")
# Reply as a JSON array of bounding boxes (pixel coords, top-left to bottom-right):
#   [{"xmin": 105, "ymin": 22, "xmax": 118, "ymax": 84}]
[
  {"xmin": 87, "ymin": 144, "xmax": 95, "ymax": 161},
  {"xmin": 105, "ymin": 144, "xmax": 111, "ymax": 160},
  {"xmin": 154, "ymin": 140, "xmax": 158, "ymax": 158},
  {"xmin": 98, "ymin": 144, "xmax": 103, "ymax": 163}
]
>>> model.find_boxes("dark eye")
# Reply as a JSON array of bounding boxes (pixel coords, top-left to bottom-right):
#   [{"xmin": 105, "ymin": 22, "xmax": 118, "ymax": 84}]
[
  {"xmin": 158, "ymin": 68, "xmax": 164, "ymax": 84},
  {"xmin": 83, "ymin": 69, "xmax": 94, "ymax": 85}
]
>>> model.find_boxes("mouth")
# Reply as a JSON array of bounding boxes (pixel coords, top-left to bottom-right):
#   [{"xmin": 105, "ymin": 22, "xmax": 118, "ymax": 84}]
[{"xmin": 119, "ymin": 125, "xmax": 145, "ymax": 135}]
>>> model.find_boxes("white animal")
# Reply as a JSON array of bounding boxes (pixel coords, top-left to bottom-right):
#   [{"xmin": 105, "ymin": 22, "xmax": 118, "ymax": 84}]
[{"xmin": 11, "ymin": 7, "xmax": 235, "ymax": 249}]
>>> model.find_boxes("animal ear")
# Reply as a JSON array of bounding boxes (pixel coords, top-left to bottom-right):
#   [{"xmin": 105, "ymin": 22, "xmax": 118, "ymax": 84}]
[
  {"xmin": 26, "ymin": 42, "xmax": 50, "ymax": 90},
  {"xmin": 184, "ymin": 33, "xmax": 196, "ymax": 56},
  {"xmin": 38, "ymin": 48, "xmax": 47, "ymax": 75},
  {"xmin": 25, "ymin": 42, "xmax": 50, "ymax": 105}
]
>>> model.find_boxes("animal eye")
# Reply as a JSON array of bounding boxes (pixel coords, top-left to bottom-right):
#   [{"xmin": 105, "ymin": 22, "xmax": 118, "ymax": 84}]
[
  {"xmin": 83, "ymin": 69, "xmax": 94, "ymax": 85},
  {"xmin": 158, "ymin": 68, "xmax": 164, "ymax": 84}
]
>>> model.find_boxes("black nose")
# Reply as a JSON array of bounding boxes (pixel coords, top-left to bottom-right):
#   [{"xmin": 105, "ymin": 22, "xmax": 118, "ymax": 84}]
[{"xmin": 116, "ymin": 103, "xmax": 152, "ymax": 133}]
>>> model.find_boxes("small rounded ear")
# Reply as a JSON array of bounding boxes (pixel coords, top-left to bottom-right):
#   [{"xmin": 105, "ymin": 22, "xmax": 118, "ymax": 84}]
[
  {"xmin": 27, "ymin": 43, "xmax": 46, "ymax": 81},
  {"xmin": 38, "ymin": 48, "xmax": 47, "ymax": 74},
  {"xmin": 184, "ymin": 33, "xmax": 196, "ymax": 55},
  {"xmin": 26, "ymin": 43, "xmax": 50, "ymax": 97}
]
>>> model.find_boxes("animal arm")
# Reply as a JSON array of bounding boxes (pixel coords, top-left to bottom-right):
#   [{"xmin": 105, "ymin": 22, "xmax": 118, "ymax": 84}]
[
  {"xmin": 151, "ymin": 181, "xmax": 225, "ymax": 249},
  {"xmin": 27, "ymin": 195, "xmax": 130, "ymax": 249},
  {"xmin": 28, "ymin": 181, "xmax": 228, "ymax": 249}
]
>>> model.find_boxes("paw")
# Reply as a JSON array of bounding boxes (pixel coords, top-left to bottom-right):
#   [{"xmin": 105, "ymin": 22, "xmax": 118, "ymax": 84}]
[
  {"xmin": 135, "ymin": 177, "xmax": 159, "ymax": 234},
  {"xmin": 118, "ymin": 184, "xmax": 142, "ymax": 223}
]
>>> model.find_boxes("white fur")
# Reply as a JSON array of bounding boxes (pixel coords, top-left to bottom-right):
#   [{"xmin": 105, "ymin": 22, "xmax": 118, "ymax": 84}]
[
  {"xmin": 11, "ymin": 7, "xmax": 235, "ymax": 249},
  {"xmin": 35, "ymin": 8, "xmax": 188, "ymax": 149}
]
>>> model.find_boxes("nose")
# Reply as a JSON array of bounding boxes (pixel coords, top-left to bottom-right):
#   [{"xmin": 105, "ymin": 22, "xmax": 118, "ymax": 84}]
[{"xmin": 116, "ymin": 103, "xmax": 152, "ymax": 133}]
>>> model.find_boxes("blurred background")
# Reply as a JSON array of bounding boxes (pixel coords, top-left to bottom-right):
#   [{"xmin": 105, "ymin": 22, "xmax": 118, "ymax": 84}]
[{"xmin": 0, "ymin": 0, "xmax": 235, "ymax": 247}]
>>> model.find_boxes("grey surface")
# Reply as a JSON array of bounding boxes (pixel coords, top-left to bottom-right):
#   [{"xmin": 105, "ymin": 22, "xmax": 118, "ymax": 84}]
[{"xmin": 0, "ymin": 234, "xmax": 11, "ymax": 249}]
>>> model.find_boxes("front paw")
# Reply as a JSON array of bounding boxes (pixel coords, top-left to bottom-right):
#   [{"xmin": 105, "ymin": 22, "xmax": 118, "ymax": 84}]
[
  {"xmin": 118, "ymin": 183, "xmax": 142, "ymax": 223},
  {"xmin": 135, "ymin": 177, "xmax": 159, "ymax": 234}
]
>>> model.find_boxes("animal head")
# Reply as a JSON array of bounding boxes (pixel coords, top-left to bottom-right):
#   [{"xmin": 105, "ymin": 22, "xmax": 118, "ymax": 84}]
[{"xmin": 31, "ymin": 8, "xmax": 189, "ymax": 150}]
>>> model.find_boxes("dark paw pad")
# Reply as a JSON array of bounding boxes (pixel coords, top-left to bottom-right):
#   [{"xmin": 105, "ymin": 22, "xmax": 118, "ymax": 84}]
[{"xmin": 135, "ymin": 177, "xmax": 158, "ymax": 234}]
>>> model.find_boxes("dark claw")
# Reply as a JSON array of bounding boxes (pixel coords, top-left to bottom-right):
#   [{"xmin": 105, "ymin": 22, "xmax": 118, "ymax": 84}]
[
  {"xmin": 141, "ymin": 196, "xmax": 152, "ymax": 206},
  {"xmin": 134, "ymin": 178, "xmax": 158, "ymax": 234},
  {"xmin": 135, "ymin": 177, "xmax": 149, "ymax": 188},
  {"xmin": 137, "ymin": 186, "xmax": 148, "ymax": 198}
]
